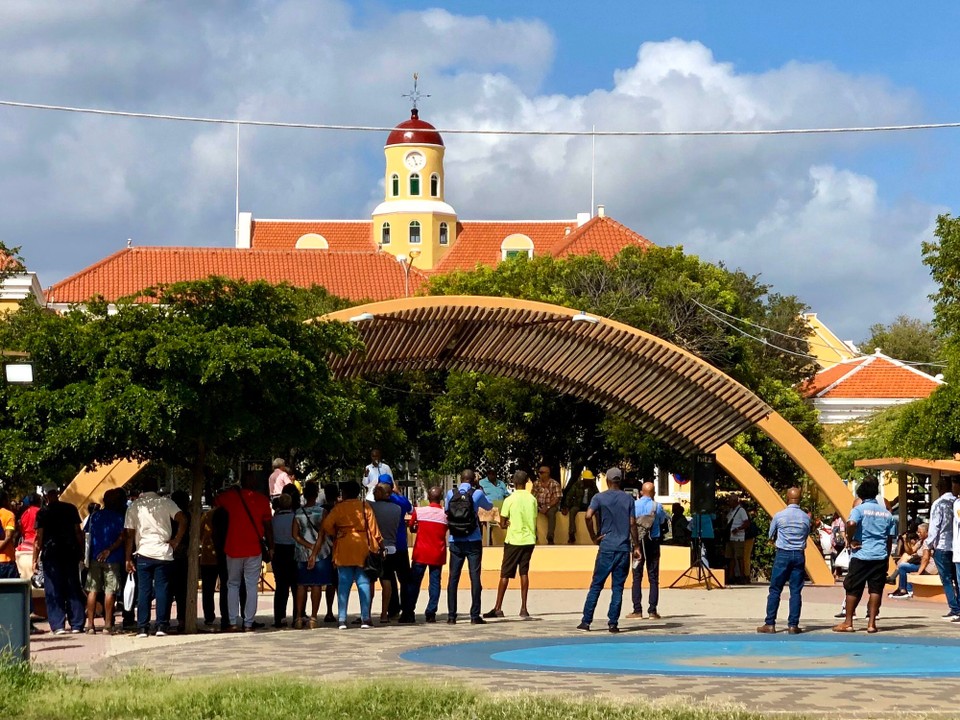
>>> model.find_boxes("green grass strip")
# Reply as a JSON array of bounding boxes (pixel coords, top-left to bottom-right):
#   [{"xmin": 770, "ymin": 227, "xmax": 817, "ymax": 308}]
[{"xmin": 0, "ymin": 660, "xmax": 778, "ymax": 720}]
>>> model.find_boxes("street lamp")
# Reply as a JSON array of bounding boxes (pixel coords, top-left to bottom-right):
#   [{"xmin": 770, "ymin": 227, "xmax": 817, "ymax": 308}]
[
  {"xmin": 4, "ymin": 362, "xmax": 34, "ymax": 384},
  {"xmin": 395, "ymin": 250, "xmax": 421, "ymax": 297}
]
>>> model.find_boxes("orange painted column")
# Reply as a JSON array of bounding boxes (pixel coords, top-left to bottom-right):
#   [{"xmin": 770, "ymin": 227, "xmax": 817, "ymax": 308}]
[
  {"xmin": 756, "ymin": 413, "xmax": 853, "ymax": 520},
  {"xmin": 715, "ymin": 444, "xmax": 834, "ymax": 585}
]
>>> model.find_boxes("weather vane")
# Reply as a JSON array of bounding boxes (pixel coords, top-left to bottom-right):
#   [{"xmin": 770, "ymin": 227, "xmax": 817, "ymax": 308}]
[{"xmin": 402, "ymin": 73, "xmax": 430, "ymax": 111}]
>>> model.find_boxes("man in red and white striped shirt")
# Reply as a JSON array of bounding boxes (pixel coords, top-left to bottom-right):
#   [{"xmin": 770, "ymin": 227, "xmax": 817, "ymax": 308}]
[{"xmin": 404, "ymin": 486, "xmax": 447, "ymax": 623}]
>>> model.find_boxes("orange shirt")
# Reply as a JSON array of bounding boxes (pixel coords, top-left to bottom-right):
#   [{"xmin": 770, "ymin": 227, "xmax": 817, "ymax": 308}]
[
  {"xmin": 320, "ymin": 499, "xmax": 381, "ymax": 569},
  {"xmin": 0, "ymin": 508, "xmax": 16, "ymax": 563}
]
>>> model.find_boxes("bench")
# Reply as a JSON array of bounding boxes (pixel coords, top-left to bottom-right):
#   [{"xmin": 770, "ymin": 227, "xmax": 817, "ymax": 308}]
[{"xmin": 907, "ymin": 573, "xmax": 945, "ymax": 601}]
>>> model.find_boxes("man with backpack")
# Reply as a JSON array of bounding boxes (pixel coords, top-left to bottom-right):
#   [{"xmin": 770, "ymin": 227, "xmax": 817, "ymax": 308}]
[
  {"xmin": 627, "ymin": 481, "xmax": 668, "ymax": 620},
  {"xmin": 445, "ymin": 469, "xmax": 493, "ymax": 624}
]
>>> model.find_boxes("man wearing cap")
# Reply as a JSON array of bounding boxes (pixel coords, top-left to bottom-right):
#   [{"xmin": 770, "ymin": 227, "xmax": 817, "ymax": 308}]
[
  {"xmin": 562, "ymin": 471, "xmax": 598, "ymax": 544},
  {"xmin": 268, "ymin": 458, "xmax": 292, "ymax": 501},
  {"xmin": 578, "ymin": 468, "xmax": 640, "ymax": 633},
  {"xmin": 33, "ymin": 483, "xmax": 86, "ymax": 634}
]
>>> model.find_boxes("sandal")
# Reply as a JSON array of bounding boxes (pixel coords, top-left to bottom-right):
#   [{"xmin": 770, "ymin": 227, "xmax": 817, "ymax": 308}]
[
  {"xmin": 832, "ymin": 623, "xmax": 856, "ymax": 633},
  {"xmin": 866, "ymin": 626, "xmax": 879, "ymax": 634}
]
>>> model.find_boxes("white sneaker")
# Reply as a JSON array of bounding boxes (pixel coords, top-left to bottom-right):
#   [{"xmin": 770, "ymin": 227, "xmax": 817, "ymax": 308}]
[
  {"xmin": 943, "ymin": 613, "xmax": 959, "ymax": 621},
  {"xmin": 360, "ymin": 622, "xmax": 372, "ymax": 629},
  {"xmin": 888, "ymin": 591, "xmax": 913, "ymax": 599},
  {"xmin": 136, "ymin": 631, "xmax": 149, "ymax": 638},
  {"xmin": 155, "ymin": 630, "xmax": 167, "ymax": 637},
  {"xmin": 53, "ymin": 628, "xmax": 68, "ymax": 636},
  {"xmin": 338, "ymin": 624, "xmax": 347, "ymax": 630}
]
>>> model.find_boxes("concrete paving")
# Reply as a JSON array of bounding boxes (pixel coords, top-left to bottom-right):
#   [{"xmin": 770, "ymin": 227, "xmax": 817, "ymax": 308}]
[{"xmin": 29, "ymin": 583, "xmax": 960, "ymax": 717}]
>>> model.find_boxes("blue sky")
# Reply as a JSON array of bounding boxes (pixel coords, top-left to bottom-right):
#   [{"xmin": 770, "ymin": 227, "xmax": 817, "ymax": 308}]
[{"xmin": 2, "ymin": 1, "xmax": 959, "ymax": 342}]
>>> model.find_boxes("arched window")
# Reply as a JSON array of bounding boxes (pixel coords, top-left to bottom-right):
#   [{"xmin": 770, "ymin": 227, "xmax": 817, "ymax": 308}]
[
  {"xmin": 391, "ymin": 174, "xmax": 399, "ymax": 197},
  {"xmin": 439, "ymin": 222, "xmax": 449, "ymax": 246},
  {"xmin": 500, "ymin": 233, "xmax": 534, "ymax": 260},
  {"xmin": 381, "ymin": 222, "xmax": 391, "ymax": 246},
  {"xmin": 409, "ymin": 220, "xmax": 421, "ymax": 244},
  {"xmin": 294, "ymin": 233, "xmax": 328, "ymax": 249},
  {"xmin": 409, "ymin": 173, "xmax": 420, "ymax": 196},
  {"xmin": 430, "ymin": 173, "xmax": 440, "ymax": 197}
]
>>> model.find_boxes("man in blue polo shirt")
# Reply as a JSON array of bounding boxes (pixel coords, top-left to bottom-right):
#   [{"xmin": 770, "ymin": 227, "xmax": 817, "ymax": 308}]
[
  {"xmin": 444, "ymin": 469, "xmax": 493, "ymax": 625},
  {"xmin": 833, "ymin": 477, "xmax": 896, "ymax": 634},
  {"xmin": 757, "ymin": 487, "xmax": 810, "ymax": 635}
]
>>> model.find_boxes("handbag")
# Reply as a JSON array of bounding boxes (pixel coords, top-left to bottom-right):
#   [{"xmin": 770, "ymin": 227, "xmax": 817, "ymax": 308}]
[
  {"xmin": 833, "ymin": 547, "xmax": 851, "ymax": 570},
  {"xmin": 236, "ymin": 488, "xmax": 271, "ymax": 563},
  {"xmin": 123, "ymin": 571, "xmax": 136, "ymax": 610},
  {"xmin": 361, "ymin": 501, "xmax": 384, "ymax": 580}
]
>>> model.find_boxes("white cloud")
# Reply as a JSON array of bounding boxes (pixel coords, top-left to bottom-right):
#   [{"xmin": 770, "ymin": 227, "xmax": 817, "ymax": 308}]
[{"xmin": 0, "ymin": 4, "xmax": 939, "ymax": 339}]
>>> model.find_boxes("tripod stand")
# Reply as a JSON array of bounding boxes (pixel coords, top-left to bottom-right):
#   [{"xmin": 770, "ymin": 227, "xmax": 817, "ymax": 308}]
[{"xmin": 669, "ymin": 515, "xmax": 724, "ymax": 590}]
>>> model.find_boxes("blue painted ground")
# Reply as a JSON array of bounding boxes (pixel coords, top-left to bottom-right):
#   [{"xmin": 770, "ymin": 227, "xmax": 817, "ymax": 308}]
[{"xmin": 401, "ymin": 634, "xmax": 960, "ymax": 677}]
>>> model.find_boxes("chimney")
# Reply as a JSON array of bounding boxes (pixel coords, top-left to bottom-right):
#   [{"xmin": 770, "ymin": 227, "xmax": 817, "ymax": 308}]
[
  {"xmin": 236, "ymin": 212, "xmax": 253, "ymax": 248},
  {"xmin": 576, "ymin": 212, "xmax": 590, "ymax": 227},
  {"xmin": 597, "ymin": 204, "xmax": 605, "ymax": 218}
]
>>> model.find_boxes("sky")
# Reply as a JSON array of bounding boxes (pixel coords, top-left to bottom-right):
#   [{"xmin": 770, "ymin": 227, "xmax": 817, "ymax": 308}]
[{"xmin": 2, "ymin": 1, "xmax": 960, "ymax": 342}]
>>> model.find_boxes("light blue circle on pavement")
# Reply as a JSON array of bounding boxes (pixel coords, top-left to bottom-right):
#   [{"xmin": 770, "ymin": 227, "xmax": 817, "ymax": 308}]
[{"xmin": 401, "ymin": 634, "xmax": 960, "ymax": 677}]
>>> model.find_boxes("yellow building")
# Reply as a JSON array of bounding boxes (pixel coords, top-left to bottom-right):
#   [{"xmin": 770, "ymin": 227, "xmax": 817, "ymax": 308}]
[
  {"xmin": 802, "ymin": 312, "xmax": 858, "ymax": 369},
  {"xmin": 0, "ymin": 261, "xmax": 44, "ymax": 313}
]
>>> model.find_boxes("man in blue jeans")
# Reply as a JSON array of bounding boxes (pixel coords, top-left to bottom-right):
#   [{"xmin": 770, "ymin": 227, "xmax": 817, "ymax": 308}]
[
  {"xmin": 918, "ymin": 476, "xmax": 960, "ymax": 620},
  {"xmin": 757, "ymin": 487, "xmax": 810, "ymax": 634},
  {"xmin": 124, "ymin": 476, "xmax": 186, "ymax": 637},
  {"xmin": 32, "ymin": 483, "xmax": 86, "ymax": 635},
  {"xmin": 445, "ymin": 469, "xmax": 493, "ymax": 624},
  {"xmin": 578, "ymin": 468, "xmax": 640, "ymax": 633}
]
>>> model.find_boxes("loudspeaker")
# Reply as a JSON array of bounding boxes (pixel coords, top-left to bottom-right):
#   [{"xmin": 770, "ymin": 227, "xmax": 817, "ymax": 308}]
[{"xmin": 691, "ymin": 453, "xmax": 717, "ymax": 514}]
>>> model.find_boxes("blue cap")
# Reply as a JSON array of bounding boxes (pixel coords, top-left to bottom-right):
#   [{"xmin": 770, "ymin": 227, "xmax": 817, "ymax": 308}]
[{"xmin": 378, "ymin": 473, "xmax": 394, "ymax": 485}]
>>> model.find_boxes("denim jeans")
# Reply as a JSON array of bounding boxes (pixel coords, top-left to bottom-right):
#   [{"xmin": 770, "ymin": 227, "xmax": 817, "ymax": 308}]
[
  {"xmin": 631, "ymin": 537, "xmax": 661, "ymax": 613},
  {"xmin": 136, "ymin": 556, "xmax": 172, "ymax": 632},
  {"xmin": 43, "ymin": 559, "xmax": 86, "ymax": 632},
  {"xmin": 581, "ymin": 549, "xmax": 631, "ymax": 626},
  {"xmin": 337, "ymin": 566, "xmax": 373, "ymax": 624},
  {"xmin": 407, "ymin": 562, "xmax": 442, "ymax": 616},
  {"xmin": 447, "ymin": 541, "xmax": 483, "ymax": 620},
  {"xmin": 764, "ymin": 549, "xmax": 805, "ymax": 627},
  {"xmin": 934, "ymin": 549, "xmax": 960, "ymax": 615},
  {"xmin": 226, "ymin": 555, "xmax": 261, "ymax": 628},
  {"xmin": 0, "ymin": 562, "xmax": 19, "ymax": 579},
  {"xmin": 897, "ymin": 562, "xmax": 920, "ymax": 593}
]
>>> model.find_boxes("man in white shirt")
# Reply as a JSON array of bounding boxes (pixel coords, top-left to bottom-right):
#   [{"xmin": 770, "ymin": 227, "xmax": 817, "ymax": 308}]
[
  {"xmin": 918, "ymin": 476, "xmax": 960, "ymax": 619},
  {"xmin": 124, "ymin": 476, "xmax": 185, "ymax": 637},
  {"xmin": 363, "ymin": 448, "xmax": 392, "ymax": 502},
  {"xmin": 268, "ymin": 458, "xmax": 292, "ymax": 500},
  {"xmin": 724, "ymin": 495, "xmax": 750, "ymax": 585}
]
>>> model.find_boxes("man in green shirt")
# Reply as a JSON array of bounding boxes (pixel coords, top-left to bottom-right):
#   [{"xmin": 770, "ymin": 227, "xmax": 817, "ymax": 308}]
[{"xmin": 484, "ymin": 470, "xmax": 538, "ymax": 619}]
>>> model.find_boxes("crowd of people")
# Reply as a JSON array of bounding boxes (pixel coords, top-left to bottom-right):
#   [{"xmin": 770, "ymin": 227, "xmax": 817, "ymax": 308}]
[{"xmin": 1, "ymin": 454, "xmax": 952, "ymax": 638}]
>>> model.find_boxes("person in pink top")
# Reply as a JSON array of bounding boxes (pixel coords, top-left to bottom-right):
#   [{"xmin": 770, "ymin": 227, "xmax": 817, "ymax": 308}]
[
  {"xmin": 15, "ymin": 493, "xmax": 40, "ymax": 581},
  {"xmin": 268, "ymin": 458, "xmax": 292, "ymax": 500},
  {"xmin": 403, "ymin": 486, "xmax": 448, "ymax": 623}
]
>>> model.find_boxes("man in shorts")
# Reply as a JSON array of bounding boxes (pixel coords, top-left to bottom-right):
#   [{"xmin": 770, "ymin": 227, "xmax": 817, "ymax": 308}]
[
  {"xmin": 484, "ymin": 470, "xmax": 537, "ymax": 619},
  {"xmin": 84, "ymin": 489, "xmax": 127, "ymax": 634},
  {"xmin": 833, "ymin": 477, "xmax": 896, "ymax": 634}
]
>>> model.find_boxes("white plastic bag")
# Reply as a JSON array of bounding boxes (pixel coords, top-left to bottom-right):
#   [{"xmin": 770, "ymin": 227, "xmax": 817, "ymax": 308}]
[
  {"xmin": 123, "ymin": 571, "xmax": 136, "ymax": 610},
  {"xmin": 833, "ymin": 548, "xmax": 851, "ymax": 570}
]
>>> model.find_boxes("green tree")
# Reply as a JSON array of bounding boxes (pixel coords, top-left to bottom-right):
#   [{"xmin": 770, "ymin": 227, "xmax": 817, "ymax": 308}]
[
  {"xmin": 0, "ymin": 278, "xmax": 362, "ymax": 632},
  {"xmin": 860, "ymin": 315, "xmax": 943, "ymax": 375}
]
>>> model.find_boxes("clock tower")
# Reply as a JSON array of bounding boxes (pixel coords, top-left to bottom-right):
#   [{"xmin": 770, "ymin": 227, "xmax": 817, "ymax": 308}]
[{"xmin": 371, "ymin": 107, "xmax": 457, "ymax": 270}]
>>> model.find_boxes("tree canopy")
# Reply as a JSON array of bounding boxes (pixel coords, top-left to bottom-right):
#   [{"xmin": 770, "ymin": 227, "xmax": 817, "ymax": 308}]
[{"xmin": 860, "ymin": 315, "xmax": 943, "ymax": 375}]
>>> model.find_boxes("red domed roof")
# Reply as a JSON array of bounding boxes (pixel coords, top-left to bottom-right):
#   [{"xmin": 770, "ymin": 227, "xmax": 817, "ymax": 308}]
[{"xmin": 386, "ymin": 109, "xmax": 444, "ymax": 147}]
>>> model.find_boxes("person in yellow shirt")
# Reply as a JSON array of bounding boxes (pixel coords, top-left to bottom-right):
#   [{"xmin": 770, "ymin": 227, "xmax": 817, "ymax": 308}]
[
  {"xmin": 0, "ymin": 492, "xmax": 18, "ymax": 579},
  {"xmin": 483, "ymin": 471, "xmax": 538, "ymax": 619}
]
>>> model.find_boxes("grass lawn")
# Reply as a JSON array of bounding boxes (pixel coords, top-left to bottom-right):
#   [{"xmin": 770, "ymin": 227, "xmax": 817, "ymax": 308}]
[{"xmin": 0, "ymin": 661, "xmax": 775, "ymax": 720}]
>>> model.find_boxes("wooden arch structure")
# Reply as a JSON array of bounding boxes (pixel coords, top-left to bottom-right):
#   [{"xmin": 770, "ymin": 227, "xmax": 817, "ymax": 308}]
[{"xmin": 320, "ymin": 295, "xmax": 852, "ymax": 585}]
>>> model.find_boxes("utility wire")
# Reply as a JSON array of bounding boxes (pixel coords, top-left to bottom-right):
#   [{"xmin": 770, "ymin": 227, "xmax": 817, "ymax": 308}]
[{"xmin": 2, "ymin": 99, "xmax": 960, "ymax": 137}]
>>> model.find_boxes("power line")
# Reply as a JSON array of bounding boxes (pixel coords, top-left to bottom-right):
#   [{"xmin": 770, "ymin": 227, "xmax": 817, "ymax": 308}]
[{"xmin": 2, "ymin": 99, "xmax": 960, "ymax": 137}]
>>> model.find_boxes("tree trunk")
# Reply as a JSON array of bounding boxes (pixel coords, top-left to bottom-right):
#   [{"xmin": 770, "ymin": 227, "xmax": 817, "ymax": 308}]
[{"xmin": 184, "ymin": 442, "xmax": 206, "ymax": 634}]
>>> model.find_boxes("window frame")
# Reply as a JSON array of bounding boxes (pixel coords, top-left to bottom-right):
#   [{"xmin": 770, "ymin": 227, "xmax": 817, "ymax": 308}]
[
  {"xmin": 409, "ymin": 220, "xmax": 422, "ymax": 244},
  {"xmin": 381, "ymin": 221, "xmax": 391, "ymax": 246},
  {"xmin": 409, "ymin": 172, "xmax": 421, "ymax": 196}
]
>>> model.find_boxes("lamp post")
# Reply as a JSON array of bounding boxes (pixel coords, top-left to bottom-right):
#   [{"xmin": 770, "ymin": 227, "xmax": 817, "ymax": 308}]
[
  {"xmin": 2, "ymin": 350, "xmax": 33, "ymax": 385},
  {"xmin": 395, "ymin": 249, "xmax": 421, "ymax": 297}
]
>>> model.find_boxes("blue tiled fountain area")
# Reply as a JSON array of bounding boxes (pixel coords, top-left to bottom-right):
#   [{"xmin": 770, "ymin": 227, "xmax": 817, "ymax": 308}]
[{"xmin": 402, "ymin": 634, "xmax": 960, "ymax": 678}]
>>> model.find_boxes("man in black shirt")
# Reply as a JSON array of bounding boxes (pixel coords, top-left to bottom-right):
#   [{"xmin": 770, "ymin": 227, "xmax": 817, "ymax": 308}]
[{"xmin": 32, "ymin": 483, "xmax": 85, "ymax": 634}]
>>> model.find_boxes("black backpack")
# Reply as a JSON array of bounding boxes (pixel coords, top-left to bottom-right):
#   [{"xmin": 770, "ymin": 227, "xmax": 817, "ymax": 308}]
[{"xmin": 446, "ymin": 490, "xmax": 477, "ymax": 538}]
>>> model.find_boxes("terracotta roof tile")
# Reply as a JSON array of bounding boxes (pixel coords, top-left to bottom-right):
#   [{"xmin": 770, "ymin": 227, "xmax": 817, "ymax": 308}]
[
  {"xmin": 554, "ymin": 216, "xmax": 654, "ymax": 259},
  {"xmin": 251, "ymin": 220, "xmax": 376, "ymax": 251},
  {"xmin": 433, "ymin": 221, "xmax": 576, "ymax": 273},
  {"xmin": 801, "ymin": 354, "xmax": 942, "ymax": 400},
  {"xmin": 47, "ymin": 247, "xmax": 426, "ymax": 304}
]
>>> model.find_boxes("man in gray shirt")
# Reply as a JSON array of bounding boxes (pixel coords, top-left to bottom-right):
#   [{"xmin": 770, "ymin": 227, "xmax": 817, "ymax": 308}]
[{"xmin": 371, "ymin": 484, "xmax": 402, "ymax": 623}]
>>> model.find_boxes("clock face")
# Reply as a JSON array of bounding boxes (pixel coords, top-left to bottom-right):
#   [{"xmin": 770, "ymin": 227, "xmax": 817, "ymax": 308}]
[{"xmin": 404, "ymin": 151, "xmax": 426, "ymax": 170}]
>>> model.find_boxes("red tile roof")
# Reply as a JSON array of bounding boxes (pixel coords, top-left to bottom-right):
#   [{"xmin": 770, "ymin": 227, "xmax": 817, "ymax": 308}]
[
  {"xmin": 434, "ymin": 221, "xmax": 575, "ymax": 272},
  {"xmin": 801, "ymin": 353, "xmax": 943, "ymax": 399},
  {"xmin": 251, "ymin": 220, "xmax": 375, "ymax": 251},
  {"xmin": 555, "ymin": 216, "xmax": 654, "ymax": 259},
  {"xmin": 46, "ymin": 247, "xmax": 427, "ymax": 304}
]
